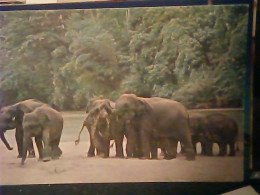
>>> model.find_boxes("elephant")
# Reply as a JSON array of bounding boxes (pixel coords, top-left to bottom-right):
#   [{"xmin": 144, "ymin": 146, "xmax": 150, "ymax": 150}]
[
  {"xmin": 75, "ymin": 98, "xmax": 125, "ymax": 158},
  {"xmin": 189, "ymin": 113, "xmax": 208, "ymax": 154},
  {"xmin": 0, "ymin": 99, "xmax": 46, "ymax": 158},
  {"xmin": 114, "ymin": 94, "xmax": 195, "ymax": 160},
  {"xmin": 21, "ymin": 104, "xmax": 63, "ymax": 165},
  {"xmin": 203, "ymin": 113, "xmax": 239, "ymax": 156}
]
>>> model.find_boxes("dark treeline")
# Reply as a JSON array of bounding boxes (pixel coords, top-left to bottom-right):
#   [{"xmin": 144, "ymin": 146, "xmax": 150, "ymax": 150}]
[{"xmin": 0, "ymin": 5, "xmax": 248, "ymax": 110}]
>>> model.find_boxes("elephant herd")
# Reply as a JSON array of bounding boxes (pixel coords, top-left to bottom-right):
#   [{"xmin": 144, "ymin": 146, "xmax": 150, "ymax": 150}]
[{"xmin": 0, "ymin": 94, "xmax": 239, "ymax": 166}]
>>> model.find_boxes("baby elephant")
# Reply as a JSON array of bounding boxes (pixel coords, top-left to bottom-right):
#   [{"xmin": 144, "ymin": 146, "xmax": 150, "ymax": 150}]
[
  {"xmin": 21, "ymin": 105, "xmax": 63, "ymax": 165},
  {"xmin": 203, "ymin": 113, "xmax": 239, "ymax": 156}
]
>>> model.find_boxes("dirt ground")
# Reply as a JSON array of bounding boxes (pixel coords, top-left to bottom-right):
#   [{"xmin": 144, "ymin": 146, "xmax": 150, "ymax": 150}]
[{"xmin": 0, "ymin": 111, "xmax": 244, "ymax": 185}]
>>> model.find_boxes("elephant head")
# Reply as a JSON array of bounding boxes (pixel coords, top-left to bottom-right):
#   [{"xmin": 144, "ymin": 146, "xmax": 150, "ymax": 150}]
[
  {"xmin": 115, "ymin": 94, "xmax": 151, "ymax": 121},
  {"xmin": 0, "ymin": 99, "xmax": 44, "ymax": 156},
  {"xmin": 0, "ymin": 105, "xmax": 18, "ymax": 131},
  {"xmin": 0, "ymin": 99, "xmax": 44, "ymax": 131},
  {"xmin": 76, "ymin": 98, "xmax": 115, "ymax": 157},
  {"xmin": 21, "ymin": 105, "xmax": 63, "ymax": 165},
  {"xmin": 114, "ymin": 94, "xmax": 152, "ymax": 158},
  {"xmin": 0, "ymin": 104, "xmax": 23, "ymax": 151}
]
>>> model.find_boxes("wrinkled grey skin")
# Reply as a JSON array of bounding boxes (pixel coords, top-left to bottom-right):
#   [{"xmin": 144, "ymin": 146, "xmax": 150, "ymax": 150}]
[
  {"xmin": 22, "ymin": 105, "xmax": 63, "ymax": 165},
  {"xmin": 115, "ymin": 94, "xmax": 195, "ymax": 160},
  {"xmin": 203, "ymin": 113, "xmax": 238, "ymax": 156},
  {"xmin": 0, "ymin": 99, "xmax": 45, "ymax": 158},
  {"xmin": 75, "ymin": 99, "xmax": 124, "ymax": 158}
]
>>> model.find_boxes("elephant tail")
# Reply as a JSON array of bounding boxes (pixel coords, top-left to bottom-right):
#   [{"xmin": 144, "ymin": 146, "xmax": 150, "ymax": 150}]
[{"xmin": 75, "ymin": 124, "xmax": 86, "ymax": 146}]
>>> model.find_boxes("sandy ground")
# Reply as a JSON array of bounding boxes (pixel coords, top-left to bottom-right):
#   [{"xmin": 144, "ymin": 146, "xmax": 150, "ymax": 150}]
[{"xmin": 0, "ymin": 111, "xmax": 244, "ymax": 185}]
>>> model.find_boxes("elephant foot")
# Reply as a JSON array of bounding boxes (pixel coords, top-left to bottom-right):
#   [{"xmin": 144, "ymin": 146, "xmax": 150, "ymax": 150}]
[
  {"xmin": 206, "ymin": 152, "xmax": 213, "ymax": 156},
  {"xmin": 28, "ymin": 153, "xmax": 36, "ymax": 158},
  {"xmin": 139, "ymin": 156, "xmax": 150, "ymax": 160},
  {"xmin": 42, "ymin": 156, "xmax": 51, "ymax": 162},
  {"xmin": 51, "ymin": 148, "xmax": 62, "ymax": 159},
  {"xmin": 87, "ymin": 153, "xmax": 95, "ymax": 157},
  {"xmin": 185, "ymin": 149, "xmax": 195, "ymax": 160},
  {"xmin": 52, "ymin": 155, "xmax": 60, "ymax": 160},
  {"xmin": 18, "ymin": 153, "xmax": 36, "ymax": 158},
  {"xmin": 164, "ymin": 155, "xmax": 176, "ymax": 160},
  {"xmin": 218, "ymin": 153, "xmax": 226, "ymax": 157},
  {"xmin": 186, "ymin": 155, "xmax": 195, "ymax": 161},
  {"xmin": 115, "ymin": 155, "xmax": 124, "ymax": 158},
  {"xmin": 125, "ymin": 156, "xmax": 135, "ymax": 159},
  {"xmin": 101, "ymin": 154, "xmax": 109, "ymax": 158},
  {"xmin": 28, "ymin": 149, "xmax": 36, "ymax": 158}
]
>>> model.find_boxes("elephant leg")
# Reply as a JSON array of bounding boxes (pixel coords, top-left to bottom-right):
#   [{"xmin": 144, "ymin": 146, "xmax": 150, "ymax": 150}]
[
  {"xmin": 35, "ymin": 136, "xmax": 43, "ymax": 159},
  {"xmin": 15, "ymin": 128, "xmax": 23, "ymax": 158},
  {"xmin": 229, "ymin": 141, "xmax": 236, "ymax": 156},
  {"xmin": 42, "ymin": 130, "xmax": 51, "ymax": 162},
  {"xmin": 180, "ymin": 133, "xmax": 195, "ymax": 160},
  {"xmin": 204, "ymin": 140, "xmax": 213, "ymax": 156},
  {"xmin": 218, "ymin": 142, "xmax": 227, "ymax": 156},
  {"xmin": 150, "ymin": 137, "xmax": 158, "ymax": 159},
  {"xmin": 102, "ymin": 138, "xmax": 110, "ymax": 158},
  {"xmin": 150, "ymin": 144, "xmax": 158, "ymax": 159},
  {"xmin": 151, "ymin": 147, "xmax": 158, "ymax": 159},
  {"xmin": 27, "ymin": 138, "xmax": 36, "ymax": 158},
  {"xmin": 164, "ymin": 138, "xmax": 177, "ymax": 160},
  {"xmin": 192, "ymin": 137, "xmax": 198, "ymax": 154},
  {"xmin": 21, "ymin": 133, "xmax": 30, "ymax": 165},
  {"xmin": 16, "ymin": 127, "xmax": 35, "ymax": 158},
  {"xmin": 160, "ymin": 148, "xmax": 166, "ymax": 157},
  {"xmin": 179, "ymin": 142, "xmax": 185, "ymax": 154},
  {"xmin": 51, "ymin": 139, "xmax": 62, "ymax": 160},
  {"xmin": 115, "ymin": 135, "xmax": 124, "ymax": 158},
  {"xmin": 125, "ymin": 127, "xmax": 138, "ymax": 158},
  {"xmin": 126, "ymin": 137, "xmax": 135, "ymax": 158},
  {"xmin": 139, "ymin": 130, "xmax": 151, "ymax": 159},
  {"xmin": 87, "ymin": 129, "xmax": 95, "ymax": 157},
  {"xmin": 200, "ymin": 142, "xmax": 207, "ymax": 155}
]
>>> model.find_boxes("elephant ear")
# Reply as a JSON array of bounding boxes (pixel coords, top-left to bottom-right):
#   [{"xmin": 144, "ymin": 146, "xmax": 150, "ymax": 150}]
[
  {"xmin": 37, "ymin": 109, "xmax": 50, "ymax": 125},
  {"xmin": 6, "ymin": 104, "xmax": 19, "ymax": 117},
  {"xmin": 101, "ymin": 102, "xmax": 113, "ymax": 115},
  {"xmin": 17, "ymin": 103, "xmax": 33, "ymax": 113},
  {"xmin": 136, "ymin": 99, "xmax": 151, "ymax": 115}
]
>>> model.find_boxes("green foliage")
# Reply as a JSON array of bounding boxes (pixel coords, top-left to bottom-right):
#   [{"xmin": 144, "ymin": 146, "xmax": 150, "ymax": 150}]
[{"xmin": 0, "ymin": 5, "xmax": 249, "ymax": 109}]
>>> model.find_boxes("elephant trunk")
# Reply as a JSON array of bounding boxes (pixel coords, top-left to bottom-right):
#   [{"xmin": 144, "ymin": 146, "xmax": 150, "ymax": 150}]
[{"xmin": 0, "ymin": 132, "xmax": 13, "ymax": 150}]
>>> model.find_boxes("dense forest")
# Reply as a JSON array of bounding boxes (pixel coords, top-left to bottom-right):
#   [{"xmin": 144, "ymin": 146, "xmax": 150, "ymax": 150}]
[{"xmin": 0, "ymin": 5, "xmax": 249, "ymax": 110}]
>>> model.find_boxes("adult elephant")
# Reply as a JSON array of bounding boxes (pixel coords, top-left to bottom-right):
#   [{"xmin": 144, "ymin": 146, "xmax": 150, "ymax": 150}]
[
  {"xmin": 0, "ymin": 99, "xmax": 45, "ymax": 158},
  {"xmin": 21, "ymin": 104, "xmax": 63, "ymax": 165},
  {"xmin": 75, "ymin": 98, "xmax": 125, "ymax": 158},
  {"xmin": 115, "ymin": 94, "xmax": 195, "ymax": 160},
  {"xmin": 203, "ymin": 113, "xmax": 239, "ymax": 156}
]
